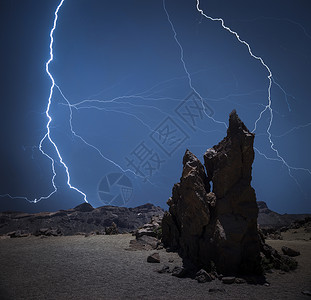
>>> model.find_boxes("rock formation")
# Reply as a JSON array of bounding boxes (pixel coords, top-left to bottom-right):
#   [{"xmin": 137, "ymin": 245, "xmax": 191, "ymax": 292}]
[{"xmin": 162, "ymin": 110, "xmax": 262, "ymax": 275}]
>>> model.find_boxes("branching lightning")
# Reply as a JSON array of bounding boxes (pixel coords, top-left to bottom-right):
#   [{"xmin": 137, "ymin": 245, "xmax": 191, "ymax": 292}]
[
  {"xmin": 1, "ymin": 0, "xmax": 310, "ymax": 207},
  {"xmin": 162, "ymin": 0, "xmax": 228, "ymax": 129},
  {"xmin": 1, "ymin": 0, "xmax": 90, "ymax": 204},
  {"xmin": 39, "ymin": 0, "xmax": 89, "ymax": 203},
  {"xmin": 193, "ymin": 0, "xmax": 311, "ymax": 187}
]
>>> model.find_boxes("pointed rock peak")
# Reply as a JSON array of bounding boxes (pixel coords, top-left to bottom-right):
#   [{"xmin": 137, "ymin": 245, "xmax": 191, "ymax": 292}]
[
  {"xmin": 227, "ymin": 109, "xmax": 251, "ymax": 136},
  {"xmin": 183, "ymin": 149, "xmax": 198, "ymax": 165},
  {"xmin": 182, "ymin": 149, "xmax": 205, "ymax": 171},
  {"xmin": 182, "ymin": 149, "xmax": 208, "ymax": 184}
]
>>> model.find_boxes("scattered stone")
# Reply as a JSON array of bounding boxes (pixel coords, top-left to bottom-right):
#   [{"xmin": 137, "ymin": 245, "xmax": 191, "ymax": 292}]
[
  {"xmin": 264, "ymin": 282, "xmax": 270, "ymax": 287},
  {"xmin": 235, "ymin": 278, "xmax": 246, "ymax": 284},
  {"xmin": 281, "ymin": 246, "xmax": 300, "ymax": 257},
  {"xmin": 136, "ymin": 228, "xmax": 157, "ymax": 238},
  {"xmin": 7, "ymin": 230, "xmax": 29, "ymax": 238},
  {"xmin": 105, "ymin": 222, "xmax": 118, "ymax": 235},
  {"xmin": 38, "ymin": 228, "xmax": 49, "ymax": 235},
  {"xmin": 259, "ymin": 230, "xmax": 298, "ymax": 272},
  {"xmin": 222, "ymin": 277, "xmax": 236, "ymax": 284},
  {"xmin": 147, "ymin": 253, "xmax": 160, "ymax": 263},
  {"xmin": 34, "ymin": 228, "xmax": 62, "ymax": 237},
  {"xmin": 168, "ymin": 259, "xmax": 174, "ymax": 263},
  {"xmin": 172, "ymin": 266, "xmax": 188, "ymax": 278},
  {"xmin": 129, "ymin": 235, "xmax": 159, "ymax": 251},
  {"xmin": 84, "ymin": 232, "xmax": 95, "ymax": 237},
  {"xmin": 195, "ymin": 269, "xmax": 213, "ymax": 283},
  {"xmin": 135, "ymin": 216, "xmax": 162, "ymax": 239},
  {"xmin": 302, "ymin": 290, "xmax": 311, "ymax": 296},
  {"xmin": 157, "ymin": 265, "xmax": 170, "ymax": 274}
]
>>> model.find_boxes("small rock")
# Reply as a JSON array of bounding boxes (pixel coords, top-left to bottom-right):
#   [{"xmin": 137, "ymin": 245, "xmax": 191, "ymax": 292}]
[
  {"xmin": 157, "ymin": 265, "xmax": 170, "ymax": 274},
  {"xmin": 222, "ymin": 277, "xmax": 236, "ymax": 284},
  {"xmin": 172, "ymin": 266, "xmax": 188, "ymax": 278},
  {"xmin": 7, "ymin": 230, "xmax": 29, "ymax": 238},
  {"xmin": 136, "ymin": 228, "xmax": 157, "ymax": 238},
  {"xmin": 105, "ymin": 222, "xmax": 118, "ymax": 235},
  {"xmin": 264, "ymin": 282, "xmax": 270, "ymax": 287},
  {"xmin": 39, "ymin": 228, "xmax": 49, "ymax": 235},
  {"xmin": 147, "ymin": 253, "xmax": 160, "ymax": 263},
  {"xmin": 168, "ymin": 258, "xmax": 174, "ymax": 263},
  {"xmin": 84, "ymin": 232, "xmax": 95, "ymax": 237},
  {"xmin": 195, "ymin": 269, "xmax": 213, "ymax": 283},
  {"xmin": 281, "ymin": 246, "xmax": 300, "ymax": 257},
  {"xmin": 235, "ymin": 278, "xmax": 246, "ymax": 284},
  {"xmin": 302, "ymin": 290, "xmax": 311, "ymax": 296},
  {"xmin": 129, "ymin": 235, "xmax": 159, "ymax": 250}
]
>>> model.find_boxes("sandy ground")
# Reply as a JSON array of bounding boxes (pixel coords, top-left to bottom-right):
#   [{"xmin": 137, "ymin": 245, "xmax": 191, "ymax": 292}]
[{"xmin": 0, "ymin": 233, "xmax": 310, "ymax": 300}]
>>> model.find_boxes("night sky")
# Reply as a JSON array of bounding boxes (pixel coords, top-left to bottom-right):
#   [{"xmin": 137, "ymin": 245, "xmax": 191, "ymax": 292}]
[{"xmin": 0, "ymin": 0, "xmax": 310, "ymax": 214}]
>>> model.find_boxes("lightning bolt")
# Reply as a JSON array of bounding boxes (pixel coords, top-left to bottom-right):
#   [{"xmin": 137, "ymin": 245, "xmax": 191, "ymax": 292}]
[
  {"xmin": 1, "ymin": 0, "xmax": 89, "ymax": 204},
  {"xmin": 2, "ymin": 0, "xmax": 310, "ymax": 207},
  {"xmin": 40, "ymin": 0, "xmax": 90, "ymax": 204},
  {"xmin": 162, "ymin": 0, "xmax": 228, "ymax": 130},
  {"xmin": 193, "ymin": 0, "xmax": 311, "ymax": 187}
]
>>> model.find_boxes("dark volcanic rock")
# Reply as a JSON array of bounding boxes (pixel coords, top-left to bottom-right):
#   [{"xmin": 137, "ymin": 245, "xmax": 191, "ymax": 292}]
[
  {"xmin": 195, "ymin": 269, "xmax": 213, "ymax": 283},
  {"xmin": 129, "ymin": 235, "xmax": 159, "ymax": 251},
  {"xmin": 259, "ymin": 229, "xmax": 297, "ymax": 272},
  {"xmin": 281, "ymin": 246, "xmax": 300, "ymax": 257},
  {"xmin": 74, "ymin": 203, "xmax": 94, "ymax": 212},
  {"xmin": 147, "ymin": 253, "xmax": 160, "ymax": 263},
  {"xmin": 222, "ymin": 277, "xmax": 236, "ymax": 284},
  {"xmin": 105, "ymin": 222, "xmax": 118, "ymax": 235},
  {"xmin": 129, "ymin": 216, "xmax": 162, "ymax": 250},
  {"xmin": 0, "ymin": 203, "xmax": 164, "ymax": 236},
  {"xmin": 162, "ymin": 110, "xmax": 261, "ymax": 275}
]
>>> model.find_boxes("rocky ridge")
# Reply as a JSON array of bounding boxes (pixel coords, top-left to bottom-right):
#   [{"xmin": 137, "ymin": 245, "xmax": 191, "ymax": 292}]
[{"xmin": 0, "ymin": 203, "xmax": 164, "ymax": 237}]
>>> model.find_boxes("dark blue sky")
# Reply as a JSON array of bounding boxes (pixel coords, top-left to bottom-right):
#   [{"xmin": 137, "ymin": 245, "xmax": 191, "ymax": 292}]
[{"xmin": 0, "ymin": 0, "xmax": 310, "ymax": 214}]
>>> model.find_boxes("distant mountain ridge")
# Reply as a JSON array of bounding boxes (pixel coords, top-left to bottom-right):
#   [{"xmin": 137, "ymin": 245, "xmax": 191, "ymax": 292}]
[
  {"xmin": 0, "ymin": 203, "xmax": 164, "ymax": 236},
  {"xmin": 257, "ymin": 201, "xmax": 311, "ymax": 229},
  {"xmin": 0, "ymin": 201, "xmax": 310, "ymax": 236}
]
